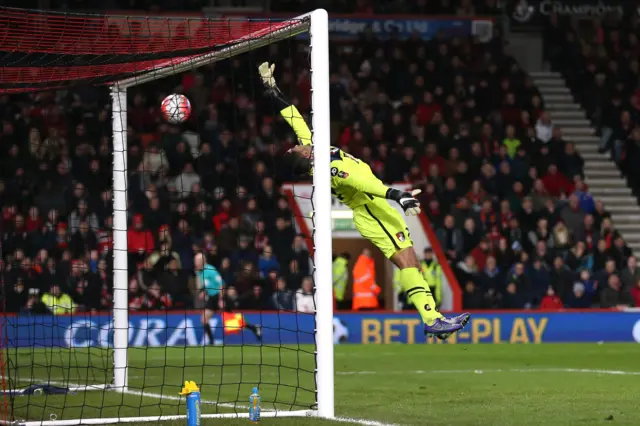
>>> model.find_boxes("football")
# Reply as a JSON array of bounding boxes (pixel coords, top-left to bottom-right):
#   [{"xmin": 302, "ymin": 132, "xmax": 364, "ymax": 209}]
[{"xmin": 161, "ymin": 93, "xmax": 191, "ymax": 124}]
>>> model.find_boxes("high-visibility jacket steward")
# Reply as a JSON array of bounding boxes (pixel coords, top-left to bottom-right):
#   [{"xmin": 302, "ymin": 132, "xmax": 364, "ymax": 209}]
[
  {"xmin": 352, "ymin": 254, "xmax": 380, "ymax": 310},
  {"xmin": 41, "ymin": 292, "xmax": 75, "ymax": 315},
  {"xmin": 332, "ymin": 256, "xmax": 349, "ymax": 302}
]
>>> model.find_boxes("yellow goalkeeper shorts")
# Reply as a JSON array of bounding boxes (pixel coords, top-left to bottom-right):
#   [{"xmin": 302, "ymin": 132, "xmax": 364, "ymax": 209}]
[{"xmin": 352, "ymin": 198, "xmax": 413, "ymax": 259}]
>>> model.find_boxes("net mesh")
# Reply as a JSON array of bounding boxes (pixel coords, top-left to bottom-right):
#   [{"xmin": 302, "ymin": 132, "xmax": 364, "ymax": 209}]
[
  {"xmin": 0, "ymin": 7, "xmax": 303, "ymax": 90},
  {"xmin": 0, "ymin": 7, "xmax": 319, "ymax": 423}
]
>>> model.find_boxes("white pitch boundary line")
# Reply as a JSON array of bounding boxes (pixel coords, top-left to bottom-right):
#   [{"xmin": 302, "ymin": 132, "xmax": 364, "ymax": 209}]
[
  {"xmin": 122, "ymin": 367, "xmax": 640, "ymax": 378},
  {"xmin": 335, "ymin": 368, "xmax": 640, "ymax": 376},
  {"xmin": 333, "ymin": 417, "xmax": 400, "ymax": 426}
]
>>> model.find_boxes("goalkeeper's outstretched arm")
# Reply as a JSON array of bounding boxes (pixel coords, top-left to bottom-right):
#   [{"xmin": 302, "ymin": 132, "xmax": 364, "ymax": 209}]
[{"xmin": 258, "ymin": 62, "xmax": 312, "ymax": 146}]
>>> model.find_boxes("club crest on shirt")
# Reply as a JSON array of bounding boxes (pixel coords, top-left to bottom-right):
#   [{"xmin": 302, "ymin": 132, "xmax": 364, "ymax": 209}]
[
  {"xmin": 331, "ymin": 167, "xmax": 349, "ymax": 179},
  {"xmin": 396, "ymin": 232, "xmax": 405, "ymax": 242}
]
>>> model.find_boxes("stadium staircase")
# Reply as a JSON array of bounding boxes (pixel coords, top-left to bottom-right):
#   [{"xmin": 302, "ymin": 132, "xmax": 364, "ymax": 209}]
[{"xmin": 530, "ymin": 71, "xmax": 640, "ymax": 253}]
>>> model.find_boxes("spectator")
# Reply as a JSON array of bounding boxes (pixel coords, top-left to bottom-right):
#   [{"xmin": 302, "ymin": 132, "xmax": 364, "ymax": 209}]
[
  {"xmin": 143, "ymin": 281, "xmax": 173, "ymax": 310},
  {"xmin": 70, "ymin": 259, "xmax": 102, "ymax": 311},
  {"xmin": 478, "ymin": 256, "xmax": 502, "ymax": 294},
  {"xmin": 271, "ymin": 277, "xmax": 295, "ymax": 311},
  {"xmin": 258, "ymin": 245, "xmax": 279, "ymax": 278},
  {"xmin": 541, "ymin": 164, "xmax": 572, "ymax": 197},
  {"xmin": 462, "ymin": 281, "xmax": 485, "ymax": 310},
  {"xmin": 217, "ymin": 257, "xmax": 234, "ymax": 287},
  {"xmin": 127, "ymin": 214, "xmax": 155, "ymax": 254},
  {"xmin": 222, "ymin": 286, "xmax": 241, "ymax": 311},
  {"xmin": 217, "ymin": 216, "xmax": 240, "ymax": 254},
  {"xmin": 600, "ymin": 274, "xmax": 634, "ymax": 309},
  {"xmin": 235, "ymin": 262, "xmax": 259, "ymax": 296},
  {"xmin": 69, "ymin": 200, "xmax": 99, "ymax": 234},
  {"xmin": 20, "ymin": 289, "xmax": 48, "ymax": 315},
  {"xmin": 565, "ymin": 241, "xmax": 592, "ymax": 272},
  {"xmin": 574, "ymin": 214, "xmax": 599, "ymax": 248},
  {"xmin": 562, "ymin": 143, "xmax": 584, "ymax": 182},
  {"xmin": 295, "ymin": 277, "xmax": 315, "ymax": 313},
  {"xmin": 170, "ymin": 163, "xmax": 200, "ymax": 199},
  {"xmin": 610, "ymin": 236, "xmax": 632, "ymax": 270},
  {"xmin": 560, "ymin": 195, "xmax": 586, "ymax": 236},
  {"xmin": 631, "ymin": 279, "xmax": 640, "ymax": 308},
  {"xmin": 70, "ymin": 221, "xmax": 97, "ymax": 257},
  {"xmin": 502, "ymin": 282, "xmax": 526, "ymax": 309},
  {"xmin": 549, "ymin": 256, "xmax": 572, "ymax": 300},
  {"xmin": 290, "ymin": 234, "xmax": 311, "ymax": 276},
  {"xmin": 535, "ymin": 112, "xmax": 554, "ymax": 143},
  {"xmin": 436, "ymin": 215, "xmax": 463, "ymax": 261},
  {"xmin": 230, "ymin": 236, "xmax": 259, "ymax": 270},
  {"xmin": 539, "ymin": 286, "xmax": 563, "ymax": 310},
  {"xmin": 620, "ymin": 256, "xmax": 640, "ymax": 291},
  {"xmin": 149, "ymin": 242, "xmax": 181, "ymax": 275},
  {"xmin": 528, "ymin": 258, "xmax": 550, "ymax": 305},
  {"xmin": 461, "ymin": 218, "xmax": 481, "ymax": 255},
  {"xmin": 158, "ymin": 258, "xmax": 190, "ymax": 308},
  {"xmin": 142, "ymin": 143, "xmax": 168, "ymax": 175},
  {"xmin": 241, "ymin": 284, "xmax": 266, "ymax": 310},
  {"xmin": 456, "ymin": 255, "xmax": 478, "ymax": 287},
  {"xmin": 566, "ymin": 282, "xmax": 592, "ymax": 309}
]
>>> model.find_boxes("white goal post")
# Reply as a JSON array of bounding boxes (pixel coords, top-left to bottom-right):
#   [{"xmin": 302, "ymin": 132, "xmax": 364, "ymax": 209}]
[{"xmin": 108, "ymin": 8, "xmax": 334, "ymax": 423}]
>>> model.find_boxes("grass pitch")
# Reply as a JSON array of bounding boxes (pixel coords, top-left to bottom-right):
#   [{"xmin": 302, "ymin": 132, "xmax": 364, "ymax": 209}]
[{"xmin": 7, "ymin": 343, "xmax": 640, "ymax": 425}]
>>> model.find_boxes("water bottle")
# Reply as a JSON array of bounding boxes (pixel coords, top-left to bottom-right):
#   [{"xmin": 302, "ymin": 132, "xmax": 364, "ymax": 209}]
[
  {"xmin": 180, "ymin": 381, "xmax": 201, "ymax": 426},
  {"xmin": 249, "ymin": 387, "xmax": 261, "ymax": 423},
  {"xmin": 186, "ymin": 391, "xmax": 201, "ymax": 426}
]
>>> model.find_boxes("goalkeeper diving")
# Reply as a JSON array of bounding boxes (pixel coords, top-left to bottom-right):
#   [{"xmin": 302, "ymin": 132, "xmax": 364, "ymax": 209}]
[{"xmin": 258, "ymin": 63, "xmax": 470, "ymax": 338}]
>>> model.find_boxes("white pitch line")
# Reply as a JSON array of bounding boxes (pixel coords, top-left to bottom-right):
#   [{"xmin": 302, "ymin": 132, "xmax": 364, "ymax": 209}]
[
  {"xmin": 26, "ymin": 367, "xmax": 640, "ymax": 382},
  {"xmin": 336, "ymin": 368, "xmax": 640, "ymax": 376},
  {"xmin": 332, "ymin": 417, "xmax": 400, "ymax": 426},
  {"xmin": 27, "ymin": 378, "xmax": 245, "ymax": 410}
]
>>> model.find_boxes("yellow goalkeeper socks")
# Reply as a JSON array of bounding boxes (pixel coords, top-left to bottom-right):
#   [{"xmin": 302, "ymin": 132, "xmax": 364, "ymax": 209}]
[{"xmin": 399, "ymin": 267, "xmax": 443, "ymax": 325}]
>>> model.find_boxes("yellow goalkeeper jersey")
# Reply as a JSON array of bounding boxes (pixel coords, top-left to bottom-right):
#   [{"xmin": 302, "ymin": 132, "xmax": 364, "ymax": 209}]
[{"xmin": 280, "ymin": 104, "xmax": 390, "ymax": 210}]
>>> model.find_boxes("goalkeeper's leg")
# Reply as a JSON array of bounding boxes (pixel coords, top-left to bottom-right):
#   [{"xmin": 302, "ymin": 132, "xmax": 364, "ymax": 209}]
[{"xmin": 353, "ymin": 200, "xmax": 469, "ymax": 336}]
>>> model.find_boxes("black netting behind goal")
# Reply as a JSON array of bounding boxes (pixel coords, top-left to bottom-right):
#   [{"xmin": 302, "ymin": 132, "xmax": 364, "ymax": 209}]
[{"xmin": 0, "ymin": 6, "xmax": 320, "ymax": 423}]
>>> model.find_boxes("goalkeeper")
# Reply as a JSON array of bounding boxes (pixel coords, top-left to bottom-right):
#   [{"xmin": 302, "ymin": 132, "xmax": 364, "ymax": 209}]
[{"xmin": 258, "ymin": 63, "xmax": 469, "ymax": 338}]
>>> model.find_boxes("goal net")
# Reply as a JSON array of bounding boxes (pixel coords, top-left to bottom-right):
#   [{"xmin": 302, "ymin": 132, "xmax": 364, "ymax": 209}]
[{"xmin": 0, "ymin": 6, "xmax": 333, "ymax": 425}]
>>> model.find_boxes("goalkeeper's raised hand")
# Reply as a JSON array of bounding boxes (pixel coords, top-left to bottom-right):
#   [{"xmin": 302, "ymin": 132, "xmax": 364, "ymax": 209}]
[
  {"xmin": 386, "ymin": 188, "xmax": 422, "ymax": 216},
  {"xmin": 258, "ymin": 62, "xmax": 277, "ymax": 89}
]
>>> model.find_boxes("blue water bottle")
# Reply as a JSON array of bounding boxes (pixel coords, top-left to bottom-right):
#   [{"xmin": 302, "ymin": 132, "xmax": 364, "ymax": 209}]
[
  {"xmin": 180, "ymin": 381, "xmax": 201, "ymax": 426},
  {"xmin": 249, "ymin": 387, "xmax": 261, "ymax": 423}
]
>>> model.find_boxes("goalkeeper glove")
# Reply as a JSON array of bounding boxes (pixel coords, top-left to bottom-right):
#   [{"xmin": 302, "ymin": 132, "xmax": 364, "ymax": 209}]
[
  {"xmin": 258, "ymin": 62, "xmax": 277, "ymax": 89},
  {"xmin": 386, "ymin": 189, "xmax": 422, "ymax": 216}
]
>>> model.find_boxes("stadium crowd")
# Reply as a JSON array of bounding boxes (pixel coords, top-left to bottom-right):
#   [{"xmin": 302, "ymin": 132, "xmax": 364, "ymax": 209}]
[
  {"xmin": 526, "ymin": 9, "xmax": 640, "ymax": 311},
  {"xmin": 544, "ymin": 12, "xmax": 640, "ymax": 199},
  {"xmin": 0, "ymin": 0, "xmax": 638, "ymax": 315}
]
